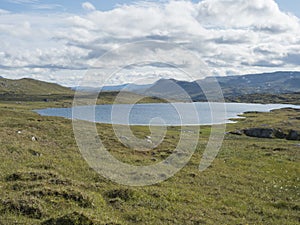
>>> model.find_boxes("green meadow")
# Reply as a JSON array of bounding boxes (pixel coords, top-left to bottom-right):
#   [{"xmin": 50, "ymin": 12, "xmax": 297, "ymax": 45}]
[{"xmin": 0, "ymin": 93, "xmax": 299, "ymax": 224}]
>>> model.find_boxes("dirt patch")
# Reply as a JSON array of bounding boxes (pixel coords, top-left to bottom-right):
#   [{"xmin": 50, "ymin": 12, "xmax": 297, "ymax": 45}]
[
  {"xmin": 5, "ymin": 171, "xmax": 58, "ymax": 182},
  {"xmin": 41, "ymin": 212, "xmax": 95, "ymax": 225},
  {"xmin": 25, "ymin": 187, "xmax": 93, "ymax": 208},
  {"xmin": 105, "ymin": 188, "xmax": 135, "ymax": 202},
  {"xmin": 5, "ymin": 171, "xmax": 72, "ymax": 186},
  {"xmin": 1, "ymin": 197, "xmax": 44, "ymax": 219}
]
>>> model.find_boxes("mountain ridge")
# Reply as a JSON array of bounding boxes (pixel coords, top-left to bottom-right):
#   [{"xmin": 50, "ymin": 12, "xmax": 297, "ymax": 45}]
[
  {"xmin": 1, "ymin": 71, "xmax": 300, "ymax": 102},
  {"xmin": 132, "ymin": 71, "xmax": 300, "ymax": 101},
  {"xmin": 77, "ymin": 71, "xmax": 299, "ymax": 94}
]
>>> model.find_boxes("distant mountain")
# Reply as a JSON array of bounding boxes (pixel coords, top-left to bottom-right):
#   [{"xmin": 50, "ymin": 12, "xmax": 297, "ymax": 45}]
[
  {"xmin": 0, "ymin": 77, "xmax": 73, "ymax": 100},
  {"xmin": 73, "ymin": 83, "xmax": 153, "ymax": 92},
  {"xmin": 214, "ymin": 71, "xmax": 300, "ymax": 94},
  {"xmin": 72, "ymin": 84, "xmax": 128, "ymax": 92},
  {"xmin": 131, "ymin": 71, "xmax": 300, "ymax": 101},
  {"xmin": 227, "ymin": 92, "xmax": 300, "ymax": 105},
  {"xmin": 3, "ymin": 71, "xmax": 298, "ymax": 102}
]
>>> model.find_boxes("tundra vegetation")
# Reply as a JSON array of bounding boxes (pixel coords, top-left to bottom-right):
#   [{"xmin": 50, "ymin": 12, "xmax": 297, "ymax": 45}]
[{"xmin": 0, "ymin": 80, "xmax": 299, "ymax": 224}]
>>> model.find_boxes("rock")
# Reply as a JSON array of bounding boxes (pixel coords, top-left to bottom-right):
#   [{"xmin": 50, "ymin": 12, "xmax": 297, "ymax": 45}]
[
  {"xmin": 243, "ymin": 128, "xmax": 274, "ymax": 138},
  {"xmin": 28, "ymin": 149, "xmax": 42, "ymax": 157},
  {"xmin": 228, "ymin": 130, "xmax": 243, "ymax": 135},
  {"xmin": 274, "ymin": 129, "xmax": 286, "ymax": 139},
  {"xmin": 286, "ymin": 130, "xmax": 300, "ymax": 140},
  {"xmin": 273, "ymin": 148, "xmax": 287, "ymax": 151},
  {"xmin": 151, "ymin": 157, "xmax": 157, "ymax": 162},
  {"xmin": 236, "ymin": 127, "xmax": 299, "ymax": 140},
  {"xmin": 119, "ymin": 136, "xmax": 129, "ymax": 140}
]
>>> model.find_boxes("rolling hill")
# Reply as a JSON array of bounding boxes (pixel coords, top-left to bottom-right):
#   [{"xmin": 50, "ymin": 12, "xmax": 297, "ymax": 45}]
[
  {"xmin": 0, "ymin": 78, "xmax": 73, "ymax": 95},
  {"xmin": 130, "ymin": 71, "xmax": 300, "ymax": 101},
  {"xmin": 1, "ymin": 71, "xmax": 300, "ymax": 103},
  {"xmin": 0, "ymin": 77, "xmax": 74, "ymax": 101}
]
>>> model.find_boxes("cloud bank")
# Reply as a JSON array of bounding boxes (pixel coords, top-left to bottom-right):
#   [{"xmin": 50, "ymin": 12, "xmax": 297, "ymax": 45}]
[{"xmin": 0, "ymin": 0, "xmax": 300, "ymax": 86}]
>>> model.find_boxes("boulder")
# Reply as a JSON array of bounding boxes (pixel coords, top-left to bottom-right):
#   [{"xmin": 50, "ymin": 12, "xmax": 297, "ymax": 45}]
[
  {"xmin": 243, "ymin": 128, "xmax": 274, "ymax": 138},
  {"xmin": 228, "ymin": 130, "xmax": 243, "ymax": 136},
  {"xmin": 274, "ymin": 129, "xmax": 286, "ymax": 139},
  {"xmin": 286, "ymin": 130, "xmax": 300, "ymax": 140}
]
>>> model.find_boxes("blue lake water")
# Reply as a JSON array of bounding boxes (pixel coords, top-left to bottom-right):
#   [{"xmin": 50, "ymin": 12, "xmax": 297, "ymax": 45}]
[{"xmin": 34, "ymin": 102, "xmax": 300, "ymax": 126}]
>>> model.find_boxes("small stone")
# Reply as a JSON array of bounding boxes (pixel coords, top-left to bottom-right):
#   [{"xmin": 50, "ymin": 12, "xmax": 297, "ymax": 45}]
[{"xmin": 120, "ymin": 136, "xmax": 129, "ymax": 140}]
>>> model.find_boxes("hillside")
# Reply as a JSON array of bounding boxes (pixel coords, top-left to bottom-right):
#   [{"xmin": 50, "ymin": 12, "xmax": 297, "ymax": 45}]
[
  {"xmin": 1, "ymin": 71, "xmax": 300, "ymax": 103},
  {"xmin": 227, "ymin": 92, "xmax": 300, "ymax": 105},
  {"xmin": 0, "ymin": 77, "xmax": 74, "ymax": 101},
  {"xmin": 0, "ymin": 98, "xmax": 299, "ymax": 224},
  {"xmin": 214, "ymin": 71, "xmax": 300, "ymax": 96},
  {"xmin": 114, "ymin": 71, "xmax": 300, "ymax": 102},
  {"xmin": 0, "ymin": 78, "xmax": 73, "ymax": 95},
  {"xmin": 0, "ymin": 73, "xmax": 299, "ymax": 224}
]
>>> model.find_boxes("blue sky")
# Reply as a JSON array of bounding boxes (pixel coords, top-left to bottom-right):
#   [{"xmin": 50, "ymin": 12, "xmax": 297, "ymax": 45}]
[
  {"xmin": 1, "ymin": 0, "xmax": 300, "ymax": 17},
  {"xmin": 275, "ymin": 0, "xmax": 300, "ymax": 17},
  {"xmin": 0, "ymin": 0, "xmax": 300, "ymax": 86}
]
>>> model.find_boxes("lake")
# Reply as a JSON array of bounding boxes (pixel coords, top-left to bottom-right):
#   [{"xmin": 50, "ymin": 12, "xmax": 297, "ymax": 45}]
[{"xmin": 34, "ymin": 102, "xmax": 300, "ymax": 126}]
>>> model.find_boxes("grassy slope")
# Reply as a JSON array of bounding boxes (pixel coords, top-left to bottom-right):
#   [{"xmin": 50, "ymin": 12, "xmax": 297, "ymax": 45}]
[
  {"xmin": 96, "ymin": 91, "xmax": 168, "ymax": 104},
  {"xmin": 226, "ymin": 92, "xmax": 300, "ymax": 105},
  {"xmin": 0, "ymin": 78, "xmax": 74, "ymax": 95},
  {"xmin": 0, "ymin": 78, "xmax": 74, "ymax": 102},
  {"xmin": 0, "ymin": 94, "xmax": 299, "ymax": 224},
  {"xmin": 0, "ymin": 77, "xmax": 167, "ymax": 104}
]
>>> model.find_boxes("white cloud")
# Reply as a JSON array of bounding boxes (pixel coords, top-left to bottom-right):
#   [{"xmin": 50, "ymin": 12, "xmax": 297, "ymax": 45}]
[
  {"xmin": 0, "ymin": 0, "xmax": 300, "ymax": 86},
  {"xmin": 82, "ymin": 2, "xmax": 96, "ymax": 11},
  {"xmin": 7, "ymin": 0, "xmax": 62, "ymax": 10},
  {"xmin": 0, "ymin": 9, "xmax": 11, "ymax": 14},
  {"xmin": 196, "ymin": 0, "xmax": 300, "ymax": 32},
  {"xmin": 7, "ymin": 0, "xmax": 39, "ymax": 4},
  {"xmin": 31, "ymin": 4, "xmax": 62, "ymax": 10}
]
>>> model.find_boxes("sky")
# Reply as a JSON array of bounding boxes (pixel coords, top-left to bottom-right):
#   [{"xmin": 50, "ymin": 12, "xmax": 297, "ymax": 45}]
[{"xmin": 0, "ymin": 0, "xmax": 300, "ymax": 86}]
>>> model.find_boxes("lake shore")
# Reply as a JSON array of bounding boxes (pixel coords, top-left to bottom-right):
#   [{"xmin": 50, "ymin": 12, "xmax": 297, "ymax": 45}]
[{"xmin": 0, "ymin": 96, "xmax": 299, "ymax": 224}]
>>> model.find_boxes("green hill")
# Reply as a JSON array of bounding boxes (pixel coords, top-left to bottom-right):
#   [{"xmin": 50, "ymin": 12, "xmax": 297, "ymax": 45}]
[
  {"xmin": 0, "ymin": 78, "xmax": 73, "ymax": 95},
  {"xmin": 0, "ymin": 75, "xmax": 299, "ymax": 224},
  {"xmin": 0, "ymin": 77, "xmax": 74, "ymax": 101}
]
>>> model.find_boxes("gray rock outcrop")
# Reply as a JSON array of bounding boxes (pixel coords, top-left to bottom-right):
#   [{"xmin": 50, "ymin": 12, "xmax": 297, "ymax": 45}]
[
  {"xmin": 274, "ymin": 129, "xmax": 286, "ymax": 139},
  {"xmin": 286, "ymin": 130, "xmax": 300, "ymax": 140},
  {"xmin": 243, "ymin": 128, "xmax": 274, "ymax": 138}
]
